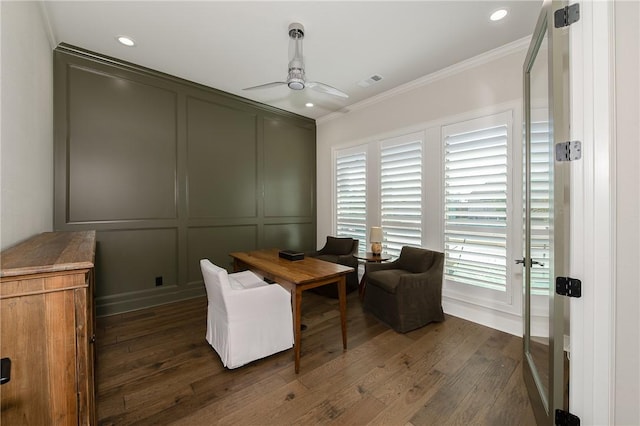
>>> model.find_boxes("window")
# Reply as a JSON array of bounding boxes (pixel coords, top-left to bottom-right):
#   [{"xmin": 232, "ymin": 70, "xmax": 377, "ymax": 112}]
[
  {"xmin": 443, "ymin": 112, "xmax": 511, "ymax": 292},
  {"xmin": 529, "ymin": 118, "xmax": 551, "ymax": 294},
  {"xmin": 332, "ymin": 108, "xmax": 521, "ymax": 317},
  {"xmin": 334, "ymin": 133, "xmax": 424, "ymax": 259},
  {"xmin": 380, "ymin": 139, "xmax": 423, "ymax": 259},
  {"xmin": 335, "ymin": 149, "xmax": 367, "ymax": 255}
]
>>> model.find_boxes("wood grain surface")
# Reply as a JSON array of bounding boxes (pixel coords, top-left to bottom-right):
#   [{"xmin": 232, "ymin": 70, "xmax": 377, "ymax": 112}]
[
  {"xmin": 1, "ymin": 231, "xmax": 96, "ymax": 425},
  {"xmin": 96, "ymin": 292, "xmax": 536, "ymax": 425},
  {"xmin": 230, "ymin": 249, "xmax": 353, "ymax": 284},
  {"xmin": 0, "ymin": 230, "xmax": 96, "ymax": 278}
]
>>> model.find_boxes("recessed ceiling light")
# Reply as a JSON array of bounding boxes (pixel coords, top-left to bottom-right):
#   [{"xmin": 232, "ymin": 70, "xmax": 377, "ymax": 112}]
[
  {"xmin": 305, "ymin": 102, "xmax": 314, "ymax": 108},
  {"xmin": 117, "ymin": 36, "xmax": 135, "ymax": 47},
  {"xmin": 490, "ymin": 9, "xmax": 508, "ymax": 21}
]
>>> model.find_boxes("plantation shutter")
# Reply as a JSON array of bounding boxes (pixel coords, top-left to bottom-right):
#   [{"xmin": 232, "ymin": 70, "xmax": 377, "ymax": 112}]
[
  {"xmin": 530, "ymin": 120, "xmax": 552, "ymax": 293},
  {"xmin": 336, "ymin": 150, "xmax": 367, "ymax": 255},
  {"xmin": 380, "ymin": 139, "xmax": 422, "ymax": 259},
  {"xmin": 443, "ymin": 118, "xmax": 509, "ymax": 291}
]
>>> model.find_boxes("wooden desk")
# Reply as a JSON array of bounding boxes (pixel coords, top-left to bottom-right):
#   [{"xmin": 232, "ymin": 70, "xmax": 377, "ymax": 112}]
[{"xmin": 229, "ymin": 249, "xmax": 353, "ymax": 373}]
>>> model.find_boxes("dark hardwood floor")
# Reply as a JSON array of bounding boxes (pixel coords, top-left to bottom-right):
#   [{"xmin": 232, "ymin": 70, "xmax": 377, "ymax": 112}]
[{"xmin": 96, "ymin": 291, "xmax": 536, "ymax": 425}]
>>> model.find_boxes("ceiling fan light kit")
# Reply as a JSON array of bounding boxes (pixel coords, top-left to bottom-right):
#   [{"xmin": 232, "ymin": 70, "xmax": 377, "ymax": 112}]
[{"xmin": 243, "ymin": 22, "xmax": 348, "ymax": 99}]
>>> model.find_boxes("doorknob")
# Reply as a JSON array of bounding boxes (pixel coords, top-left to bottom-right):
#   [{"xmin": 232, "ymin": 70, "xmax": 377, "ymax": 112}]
[{"xmin": 515, "ymin": 258, "xmax": 545, "ymax": 267}]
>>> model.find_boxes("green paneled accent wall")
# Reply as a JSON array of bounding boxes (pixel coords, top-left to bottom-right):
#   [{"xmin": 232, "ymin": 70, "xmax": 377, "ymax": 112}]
[
  {"xmin": 263, "ymin": 223, "xmax": 316, "ymax": 252},
  {"xmin": 54, "ymin": 44, "xmax": 316, "ymax": 316},
  {"xmin": 96, "ymin": 229, "xmax": 179, "ymax": 297},
  {"xmin": 186, "ymin": 97, "xmax": 258, "ymax": 219},
  {"xmin": 67, "ymin": 66, "xmax": 178, "ymax": 222},
  {"xmin": 263, "ymin": 117, "xmax": 316, "ymax": 218},
  {"xmin": 186, "ymin": 225, "xmax": 258, "ymax": 283}
]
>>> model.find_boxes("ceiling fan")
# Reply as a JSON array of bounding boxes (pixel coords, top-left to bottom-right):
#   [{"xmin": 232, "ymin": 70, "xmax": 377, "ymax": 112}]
[{"xmin": 243, "ymin": 23, "xmax": 349, "ymax": 99}]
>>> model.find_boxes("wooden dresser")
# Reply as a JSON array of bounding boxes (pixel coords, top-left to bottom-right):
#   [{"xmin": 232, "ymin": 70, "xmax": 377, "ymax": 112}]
[{"xmin": 0, "ymin": 231, "xmax": 96, "ymax": 425}]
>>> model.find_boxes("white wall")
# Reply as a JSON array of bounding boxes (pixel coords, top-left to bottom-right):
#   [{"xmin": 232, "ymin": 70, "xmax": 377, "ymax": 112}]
[
  {"xmin": 317, "ymin": 41, "xmax": 527, "ymax": 238},
  {"xmin": 0, "ymin": 1, "xmax": 54, "ymax": 250},
  {"xmin": 317, "ymin": 40, "xmax": 528, "ymax": 335},
  {"xmin": 614, "ymin": 1, "xmax": 640, "ymax": 423}
]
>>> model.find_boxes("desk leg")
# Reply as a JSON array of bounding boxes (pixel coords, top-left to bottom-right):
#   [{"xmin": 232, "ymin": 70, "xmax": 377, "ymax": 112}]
[
  {"xmin": 338, "ymin": 276, "xmax": 347, "ymax": 350},
  {"xmin": 293, "ymin": 287, "xmax": 303, "ymax": 374},
  {"xmin": 232, "ymin": 258, "xmax": 243, "ymax": 272}
]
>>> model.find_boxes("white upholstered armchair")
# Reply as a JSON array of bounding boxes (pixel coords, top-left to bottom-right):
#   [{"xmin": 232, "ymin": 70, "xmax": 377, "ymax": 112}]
[{"xmin": 200, "ymin": 259, "xmax": 294, "ymax": 369}]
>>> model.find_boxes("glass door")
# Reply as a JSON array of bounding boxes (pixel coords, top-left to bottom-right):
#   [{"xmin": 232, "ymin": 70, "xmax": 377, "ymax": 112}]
[{"xmin": 522, "ymin": 0, "xmax": 571, "ymax": 424}]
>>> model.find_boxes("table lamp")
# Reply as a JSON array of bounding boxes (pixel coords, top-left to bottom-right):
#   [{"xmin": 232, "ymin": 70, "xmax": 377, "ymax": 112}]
[{"xmin": 370, "ymin": 226, "xmax": 383, "ymax": 255}]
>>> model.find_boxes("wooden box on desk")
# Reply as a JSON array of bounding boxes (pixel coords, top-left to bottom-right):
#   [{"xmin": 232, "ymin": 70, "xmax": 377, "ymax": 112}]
[{"xmin": 0, "ymin": 231, "xmax": 97, "ymax": 425}]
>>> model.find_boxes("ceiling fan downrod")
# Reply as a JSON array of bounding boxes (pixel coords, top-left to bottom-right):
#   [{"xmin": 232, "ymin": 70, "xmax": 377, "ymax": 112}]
[{"xmin": 287, "ymin": 23, "xmax": 305, "ymax": 90}]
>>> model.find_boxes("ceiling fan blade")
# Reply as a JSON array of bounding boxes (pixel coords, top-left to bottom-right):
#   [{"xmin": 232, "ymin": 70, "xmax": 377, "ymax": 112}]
[
  {"xmin": 243, "ymin": 82, "xmax": 287, "ymax": 91},
  {"xmin": 306, "ymin": 81, "xmax": 349, "ymax": 99}
]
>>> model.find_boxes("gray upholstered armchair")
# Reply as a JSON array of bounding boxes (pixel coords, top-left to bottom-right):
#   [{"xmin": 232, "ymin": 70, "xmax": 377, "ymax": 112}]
[
  {"xmin": 307, "ymin": 236, "xmax": 359, "ymax": 298},
  {"xmin": 362, "ymin": 246, "xmax": 444, "ymax": 333}
]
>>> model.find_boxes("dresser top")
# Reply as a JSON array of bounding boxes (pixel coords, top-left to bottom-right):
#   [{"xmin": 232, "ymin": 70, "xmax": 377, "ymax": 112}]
[{"xmin": 1, "ymin": 231, "xmax": 96, "ymax": 278}]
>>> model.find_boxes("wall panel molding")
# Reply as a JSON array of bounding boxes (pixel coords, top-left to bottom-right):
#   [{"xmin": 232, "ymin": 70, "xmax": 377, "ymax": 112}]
[{"xmin": 54, "ymin": 44, "xmax": 316, "ymax": 316}]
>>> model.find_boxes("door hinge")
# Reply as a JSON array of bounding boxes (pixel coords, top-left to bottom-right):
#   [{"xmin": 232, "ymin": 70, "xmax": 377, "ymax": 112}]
[
  {"xmin": 556, "ymin": 277, "xmax": 582, "ymax": 298},
  {"xmin": 556, "ymin": 140, "xmax": 582, "ymax": 161},
  {"xmin": 555, "ymin": 3, "xmax": 580, "ymax": 28},
  {"xmin": 555, "ymin": 409, "xmax": 580, "ymax": 426}
]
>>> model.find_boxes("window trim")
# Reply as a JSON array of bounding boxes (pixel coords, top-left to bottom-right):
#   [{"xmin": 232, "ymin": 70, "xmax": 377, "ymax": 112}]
[{"xmin": 441, "ymin": 110, "xmax": 515, "ymax": 307}]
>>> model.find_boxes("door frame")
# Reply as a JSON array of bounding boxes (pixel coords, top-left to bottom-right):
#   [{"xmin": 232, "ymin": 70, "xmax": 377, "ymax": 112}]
[{"xmin": 567, "ymin": 1, "xmax": 616, "ymax": 424}]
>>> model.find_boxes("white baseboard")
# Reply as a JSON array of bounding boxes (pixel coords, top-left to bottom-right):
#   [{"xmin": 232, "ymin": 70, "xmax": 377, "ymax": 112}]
[{"xmin": 443, "ymin": 296, "xmax": 523, "ymax": 337}]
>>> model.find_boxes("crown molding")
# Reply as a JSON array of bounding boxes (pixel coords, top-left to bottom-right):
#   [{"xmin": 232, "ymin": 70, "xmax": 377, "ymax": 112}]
[
  {"xmin": 55, "ymin": 43, "xmax": 315, "ymax": 125},
  {"xmin": 38, "ymin": 1, "xmax": 58, "ymax": 50},
  {"xmin": 317, "ymin": 35, "xmax": 531, "ymax": 125}
]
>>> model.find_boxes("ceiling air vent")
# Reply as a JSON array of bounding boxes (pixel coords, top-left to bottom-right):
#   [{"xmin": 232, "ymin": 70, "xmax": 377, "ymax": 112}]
[{"xmin": 357, "ymin": 74, "xmax": 384, "ymax": 88}]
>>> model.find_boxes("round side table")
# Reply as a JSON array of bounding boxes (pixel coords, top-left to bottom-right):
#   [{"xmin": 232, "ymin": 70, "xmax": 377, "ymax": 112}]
[{"xmin": 354, "ymin": 252, "xmax": 391, "ymax": 300}]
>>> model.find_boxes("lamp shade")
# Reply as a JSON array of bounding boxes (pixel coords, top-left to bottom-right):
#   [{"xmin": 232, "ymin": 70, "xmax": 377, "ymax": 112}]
[{"xmin": 369, "ymin": 226, "xmax": 383, "ymax": 243}]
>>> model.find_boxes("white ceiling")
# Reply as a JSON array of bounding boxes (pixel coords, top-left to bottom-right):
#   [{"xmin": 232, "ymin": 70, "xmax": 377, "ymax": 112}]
[{"xmin": 42, "ymin": 1, "xmax": 542, "ymax": 120}]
